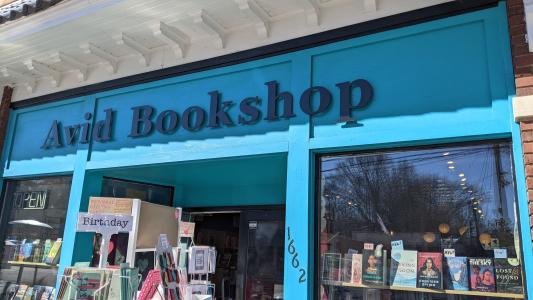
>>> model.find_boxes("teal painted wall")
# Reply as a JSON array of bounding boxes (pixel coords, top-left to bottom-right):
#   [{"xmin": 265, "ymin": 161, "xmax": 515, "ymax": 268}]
[{"xmin": 1, "ymin": 2, "xmax": 528, "ymax": 299}]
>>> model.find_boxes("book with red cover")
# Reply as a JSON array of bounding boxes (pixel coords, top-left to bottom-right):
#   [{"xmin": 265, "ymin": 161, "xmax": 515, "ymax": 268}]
[{"xmin": 416, "ymin": 252, "xmax": 443, "ymax": 289}]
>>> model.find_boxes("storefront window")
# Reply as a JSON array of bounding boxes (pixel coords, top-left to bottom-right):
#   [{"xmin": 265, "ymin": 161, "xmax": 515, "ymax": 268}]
[
  {"xmin": 101, "ymin": 177, "xmax": 173, "ymax": 206},
  {"xmin": 0, "ymin": 176, "xmax": 72, "ymax": 296},
  {"xmin": 318, "ymin": 142, "xmax": 525, "ymax": 299}
]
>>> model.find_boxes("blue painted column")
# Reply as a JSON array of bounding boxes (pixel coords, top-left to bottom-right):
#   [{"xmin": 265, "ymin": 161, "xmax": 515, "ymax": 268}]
[
  {"xmin": 284, "ymin": 53, "xmax": 313, "ymax": 299},
  {"xmin": 55, "ymin": 96, "xmax": 95, "ymax": 288}
]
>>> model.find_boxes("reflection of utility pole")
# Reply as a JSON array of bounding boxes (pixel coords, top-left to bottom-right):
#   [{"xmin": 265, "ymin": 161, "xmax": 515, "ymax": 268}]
[{"xmin": 493, "ymin": 144, "xmax": 508, "ymax": 228}]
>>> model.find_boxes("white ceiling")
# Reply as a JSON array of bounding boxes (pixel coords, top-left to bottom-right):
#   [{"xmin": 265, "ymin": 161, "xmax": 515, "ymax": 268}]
[{"xmin": 0, "ymin": 0, "xmax": 452, "ymax": 102}]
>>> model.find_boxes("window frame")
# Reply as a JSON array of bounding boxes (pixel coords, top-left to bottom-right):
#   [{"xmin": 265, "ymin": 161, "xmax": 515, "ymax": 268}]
[{"xmin": 313, "ymin": 139, "xmax": 528, "ymax": 299}]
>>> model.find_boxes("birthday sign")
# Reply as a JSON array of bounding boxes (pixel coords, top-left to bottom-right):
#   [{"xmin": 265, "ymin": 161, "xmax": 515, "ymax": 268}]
[{"xmin": 77, "ymin": 213, "xmax": 133, "ymax": 234}]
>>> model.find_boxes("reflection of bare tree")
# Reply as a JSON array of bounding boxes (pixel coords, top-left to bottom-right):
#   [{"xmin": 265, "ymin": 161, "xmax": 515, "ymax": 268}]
[
  {"xmin": 323, "ymin": 154, "xmax": 472, "ymax": 238},
  {"xmin": 322, "ymin": 144, "xmax": 519, "ymax": 257}
]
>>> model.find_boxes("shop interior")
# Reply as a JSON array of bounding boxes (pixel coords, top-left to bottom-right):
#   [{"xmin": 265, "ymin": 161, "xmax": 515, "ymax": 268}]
[{"xmin": 75, "ymin": 153, "xmax": 287, "ymax": 300}]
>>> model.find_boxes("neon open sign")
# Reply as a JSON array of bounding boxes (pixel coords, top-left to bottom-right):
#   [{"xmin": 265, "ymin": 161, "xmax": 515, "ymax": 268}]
[{"xmin": 13, "ymin": 191, "xmax": 47, "ymax": 209}]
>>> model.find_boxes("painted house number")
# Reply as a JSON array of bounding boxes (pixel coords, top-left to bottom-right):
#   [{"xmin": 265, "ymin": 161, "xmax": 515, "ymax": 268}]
[{"xmin": 287, "ymin": 226, "xmax": 306, "ymax": 283}]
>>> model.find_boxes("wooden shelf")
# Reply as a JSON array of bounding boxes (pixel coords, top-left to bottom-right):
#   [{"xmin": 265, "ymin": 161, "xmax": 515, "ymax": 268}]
[
  {"xmin": 7, "ymin": 261, "xmax": 56, "ymax": 268},
  {"xmin": 323, "ymin": 281, "xmax": 524, "ymax": 299}
]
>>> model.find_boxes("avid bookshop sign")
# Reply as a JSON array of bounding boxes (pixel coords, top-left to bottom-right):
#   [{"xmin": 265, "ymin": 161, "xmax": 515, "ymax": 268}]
[{"xmin": 41, "ymin": 79, "xmax": 373, "ymax": 149}]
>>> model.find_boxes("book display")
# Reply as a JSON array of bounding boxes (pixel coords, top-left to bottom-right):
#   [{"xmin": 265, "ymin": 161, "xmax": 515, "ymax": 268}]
[{"xmin": 320, "ymin": 239, "xmax": 525, "ymax": 299}]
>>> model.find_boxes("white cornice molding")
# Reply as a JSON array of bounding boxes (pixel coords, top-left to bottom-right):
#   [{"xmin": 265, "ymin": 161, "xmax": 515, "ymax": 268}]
[{"xmin": 1, "ymin": 0, "xmax": 454, "ymax": 102}]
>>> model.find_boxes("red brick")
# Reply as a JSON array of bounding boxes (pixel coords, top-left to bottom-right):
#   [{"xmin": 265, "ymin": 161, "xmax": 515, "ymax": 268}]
[
  {"xmin": 514, "ymin": 65, "xmax": 533, "ymax": 77},
  {"xmin": 516, "ymin": 76, "xmax": 533, "ymax": 88},
  {"xmin": 512, "ymin": 44, "xmax": 530, "ymax": 56},
  {"xmin": 514, "ymin": 53, "xmax": 533, "ymax": 66},
  {"xmin": 524, "ymin": 142, "xmax": 533, "ymax": 154},
  {"xmin": 526, "ymin": 176, "xmax": 533, "ymax": 188},
  {"xmin": 526, "ymin": 165, "xmax": 533, "ymax": 176},
  {"xmin": 517, "ymin": 86, "xmax": 533, "ymax": 97},
  {"xmin": 508, "ymin": 6, "xmax": 524, "ymax": 16},
  {"xmin": 509, "ymin": 14, "xmax": 526, "ymax": 26},
  {"xmin": 524, "ymin": 153, "xmax": 533, "ymax": 164},
  {"xmin": 510, "ymin": 24, "xmax": 527, "ymax": 36},
  {"xmin": 528, "ymin": 191, "xmax": 533, "ymax": 203},
  {"xmin": 521, "ymin": 121, "xmax": 533, "ymax": 131},
  {"xmin": 523, "ymin": 131, "xmax": 533, "ymax": 143},
  {"xmin": 507, "ymin": 0, "xmax": 524, "ymax": 7}
]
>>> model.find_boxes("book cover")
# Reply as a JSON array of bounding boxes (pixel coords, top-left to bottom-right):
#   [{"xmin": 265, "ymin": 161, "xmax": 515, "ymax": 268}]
[
  {"xmin": 444, "ymin": 256, "xmax": 469, "ymax": 291},
  {"xmin": 46, "ymin": 238, "xmax": 62, "ymax": 265},
  {"xmin": 417, "ymin": 252, "xmax": 443, "ymax": 289},
  {"xmin": 390, "ymin": 250, "xmax": 417, "ymax": 288},
  {"xmin": 468, "ymin": 258, "xmax": 495, "ymax": 292},
  {"xmin": 40, "ymin": 287, "xmax": 54, "ymax": 300},
  {"xmin": 362, "ymin": 245, "xmax": 384, "ymax": 285},
  {"xmin": 6, "ymin": 284, "xmax": 18, "ymax": 300},
  {"xmin": 13, "ymin": 284, "xmax": 28, "ymax": 300},
  {"xmin": 351, "ymin": 254, "xmax": 362, "ymax": 285},
  {"xmin": 495, "ymin": 258, "xmax": 523, "ymax": 294},
  {"xmin": 21, "ymin": 287, "xmax": 32, "ymax": 300}
]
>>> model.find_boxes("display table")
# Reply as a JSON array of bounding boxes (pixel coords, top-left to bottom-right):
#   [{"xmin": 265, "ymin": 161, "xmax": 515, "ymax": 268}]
[
  {"xmin": 7, "ymin": 261, "xmax": 57, "ymax": 285},
  {"xmin": 323, "ymin": 280, "xmax": 525, "ymax": 299}
]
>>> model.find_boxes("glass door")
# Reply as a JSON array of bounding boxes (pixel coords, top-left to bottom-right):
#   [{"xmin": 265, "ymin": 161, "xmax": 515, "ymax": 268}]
[{"xmin": 237, "ymin": 208, "xmax": 285, "ymax": 300}]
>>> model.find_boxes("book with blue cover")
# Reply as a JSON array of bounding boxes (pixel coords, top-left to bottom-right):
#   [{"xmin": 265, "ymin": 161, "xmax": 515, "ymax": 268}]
[
  {"xmin": 390, "ymin": 250, "xmax": 417, "ymax": 288},
  {"xmin": 445, "ymin": 256, "xmax": 469, "ymax": 291}
]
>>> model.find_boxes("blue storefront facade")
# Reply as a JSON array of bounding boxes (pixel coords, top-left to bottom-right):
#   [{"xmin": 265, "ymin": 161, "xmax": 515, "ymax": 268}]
[{"xmin": 0, "ymin": 1, "xmax": 531, "ymax": 299}]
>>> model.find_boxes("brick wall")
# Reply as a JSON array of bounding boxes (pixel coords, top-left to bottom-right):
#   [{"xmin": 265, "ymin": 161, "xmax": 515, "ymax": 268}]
[
  {"xmin": 508, "ymin": 0, "xmax": 533, "ymax": 243},
  {"xmin": 0, "ymin": 86, "xmax": 12, "ymax": 162}
]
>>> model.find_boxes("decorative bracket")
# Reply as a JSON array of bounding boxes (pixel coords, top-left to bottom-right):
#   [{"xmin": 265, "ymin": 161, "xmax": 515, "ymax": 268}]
[
  {"xmin": 114, "ymin": 33, "xmax": 151, "ymax": 66},
  {"xmin": 189, "ymin": 9, "xmax": 226, "ymax": 49},
  {"xmin": 0, "ymin": 67, "xmax": 36, "ymax": 93},
  {"xmin": 364, "ymin": 0, "xmax": 377, "ymax": 12},
  {"xmin": 50, "ymin": 51, "xmax": 88, "ymax": 81},
  {"xmin": 235, "ymin": 0, "xmax": 270, "ymax": 39},
  {"xmin": 23, "ymin": 59, "xmax": 61, "ymax": 87},
  {"xmin": 81, "ymin": 43, "xmax": 119, "ymax": 74},
  {"xmin": 302, "ymin": 0, "xmax": 320, "ymax": 26},
  {"xmin": 150, "ymin": 21, "xmax": 190, "ymax": 59}
]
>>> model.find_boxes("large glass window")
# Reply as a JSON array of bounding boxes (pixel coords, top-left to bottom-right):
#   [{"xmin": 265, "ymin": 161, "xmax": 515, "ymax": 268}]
[
  {"xmin": 0, "ymin": 176, "xmax": 72, "ymax": 295},
  {"xmin": 318, "ymin": 142, "xmax": 525, "ymax": 299}
]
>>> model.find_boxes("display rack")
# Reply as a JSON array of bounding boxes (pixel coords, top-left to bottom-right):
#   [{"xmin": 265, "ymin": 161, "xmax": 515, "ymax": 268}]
[
  {"xmin": 60, "ymin": 269, "xmax": 141, "ymax": 300},
  {"xmin": 7, "ymin": 260, "xmax": 58, "ymax": 285},
  {"xmin": 323, "ymin": 280, "xmax": 525, "ymax": 299}
]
